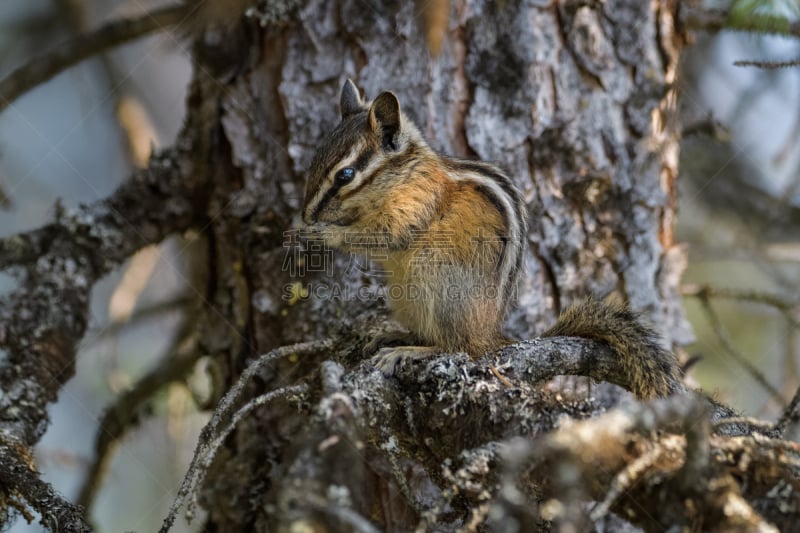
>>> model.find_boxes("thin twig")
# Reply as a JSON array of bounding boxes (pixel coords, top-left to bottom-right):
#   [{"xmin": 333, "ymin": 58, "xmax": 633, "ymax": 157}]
[
  {"xmin": 694, "ymin": 294, "xmax": 784, "ymax": 404},
  {"xmin": 186, "ymin": 384, "xmax": 310, "ymax": 520},
  {"xmin": 590, "ymin": 444, "xmax": 666, "ymax": 521},
  {"xmin": 80, "ymin": 295, "xmax": 193, "ymax": 348},
  {"xmin": 734, "ymin": 58, "xmax": 800, "ymax": 69},
  {"xmin": 77, "ymin": 310, "xmax": 201, "ymax": 511},
  {"xmin": 682, "ymin": 6, "xmax": 800, "ymax": 39},
  {"xmin": 158, "ymin": 338, "xmax": 336, "ymax": 533},
  {"xmin": 681, "ymin": 284, "xmax": 800, "ymax": 328},
  {"xmin": 775, "ymin": 385, "xmax": 800, "ymax": 436},
  {"xmin": 0, "ymin": 3, "xmax": 189, "ymax": 113}
]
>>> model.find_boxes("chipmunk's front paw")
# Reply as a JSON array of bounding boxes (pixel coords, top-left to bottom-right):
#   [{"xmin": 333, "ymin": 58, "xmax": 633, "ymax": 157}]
[
  {"xmin": 363, "ymin": 330, "xmax": 418, "ymax": 357},
  {"xmin": 300, "ymin": 223, "xmax": 344, "ymax": 248},
  {"xmin": 371, "ymin": 346, "xmax": 437, "ymax": 376}
]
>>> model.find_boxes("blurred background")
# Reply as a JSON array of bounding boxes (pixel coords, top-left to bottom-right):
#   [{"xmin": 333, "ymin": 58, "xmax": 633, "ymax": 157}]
[
  {"xmin": 1, "ymin": 1, "xmax": 202, "ymax": 531},
  {"xmin": 679, "ymin": 5, "xmax": 800, "ymax": 426},
  {"xmin": 0, "ymin": 0, "xmax": 798, "ymax": 531}
]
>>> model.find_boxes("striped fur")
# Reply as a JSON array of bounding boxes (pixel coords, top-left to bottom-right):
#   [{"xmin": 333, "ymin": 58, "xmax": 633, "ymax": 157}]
[{"xmin": 303, "ymin": 80, "xmax": 527, "ymax": 357}]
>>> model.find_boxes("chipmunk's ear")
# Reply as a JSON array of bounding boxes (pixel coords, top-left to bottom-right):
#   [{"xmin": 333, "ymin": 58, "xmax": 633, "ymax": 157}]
[
  {"xmin": 340, "ymin": 79, "xmax": 363, "ymax": 119},
  {"xmin": 369, "ymin": 91, "xmax": 401, "ymax": 150}
]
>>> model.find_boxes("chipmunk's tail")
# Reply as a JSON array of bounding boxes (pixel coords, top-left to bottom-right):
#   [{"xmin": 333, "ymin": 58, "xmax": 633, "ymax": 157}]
[{"xmin": 542, "ymin": 298, "xmax": 681, "ymax": 399}]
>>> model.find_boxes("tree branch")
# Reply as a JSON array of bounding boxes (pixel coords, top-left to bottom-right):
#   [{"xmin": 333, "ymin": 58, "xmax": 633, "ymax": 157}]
[
  {"xmin": 0, "ymin": 147, "xmax": 207, "ymax": 528},
  {"xmin": 682, "ymin": 283, "xmax": 800, "ymax": 328},
  {"xmin": 0, "ymin": 441, "xmax": 90, "ymax": 532},
  {"xmin": 80, "ymin": 294, "xmax": 193, "ymax": 347},
  {"xmin": 681, "ymin": 5, "xmax": 800, "ymax": 40},
  {"xmin": 0, "ymin": 3, "xmax": 189, "ymax": 113},
  {"xmin": 734, "ymin": 58, "xmax": 800, "ymax": 69},
  {"xmin": 163, "ymin": 322, "xmax": 780, "ymax": 531}
]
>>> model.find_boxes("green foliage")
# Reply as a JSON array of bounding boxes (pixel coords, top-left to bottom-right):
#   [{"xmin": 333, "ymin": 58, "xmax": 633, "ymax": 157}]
[{"xmin": 728, "ymin": 0, "xmax": 800, "ymax": 36}]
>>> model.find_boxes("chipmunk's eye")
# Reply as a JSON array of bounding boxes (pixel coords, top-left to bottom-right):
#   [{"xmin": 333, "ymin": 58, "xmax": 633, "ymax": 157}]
[{"xmin": 336, "ymin": 167, "xmax": 356, "ymax": 183}]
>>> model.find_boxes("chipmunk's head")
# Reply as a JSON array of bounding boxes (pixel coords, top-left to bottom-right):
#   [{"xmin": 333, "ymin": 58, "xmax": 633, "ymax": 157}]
[{"xmin": 302, "ymin": 79, "xmax": 427, "ymax": 235}]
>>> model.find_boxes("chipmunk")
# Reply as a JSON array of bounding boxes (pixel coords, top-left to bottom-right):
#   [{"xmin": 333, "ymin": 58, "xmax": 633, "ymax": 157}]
[{"xmin": 301, "ymin": 80, "xmax": 681, "ymax": 400}]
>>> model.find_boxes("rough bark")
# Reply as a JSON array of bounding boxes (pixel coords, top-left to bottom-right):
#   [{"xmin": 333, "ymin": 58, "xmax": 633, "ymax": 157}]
[{"xmin": 2, "ymin": 1, "xmax": 799, "ymax": 532}]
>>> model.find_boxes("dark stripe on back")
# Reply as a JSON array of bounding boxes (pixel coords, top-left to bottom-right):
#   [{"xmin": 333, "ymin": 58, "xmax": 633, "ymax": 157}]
[
  {"xmin": 456, "ymin": 160, "xmax": 526, "ymax": 278},
  {"xmin": 472, "ymin": 182, "xmax": 510, "ymax": 268},
  {"xmin": 472, "ymin": 181, "xmax": 524, "ymax": 302},
  {"xmin": 472, "ymin": 182, "xmax": 508, "ymax": 227},
  {"xmin": 455, "ymin": 161, "xmax": 518, "ymax": 204}
]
